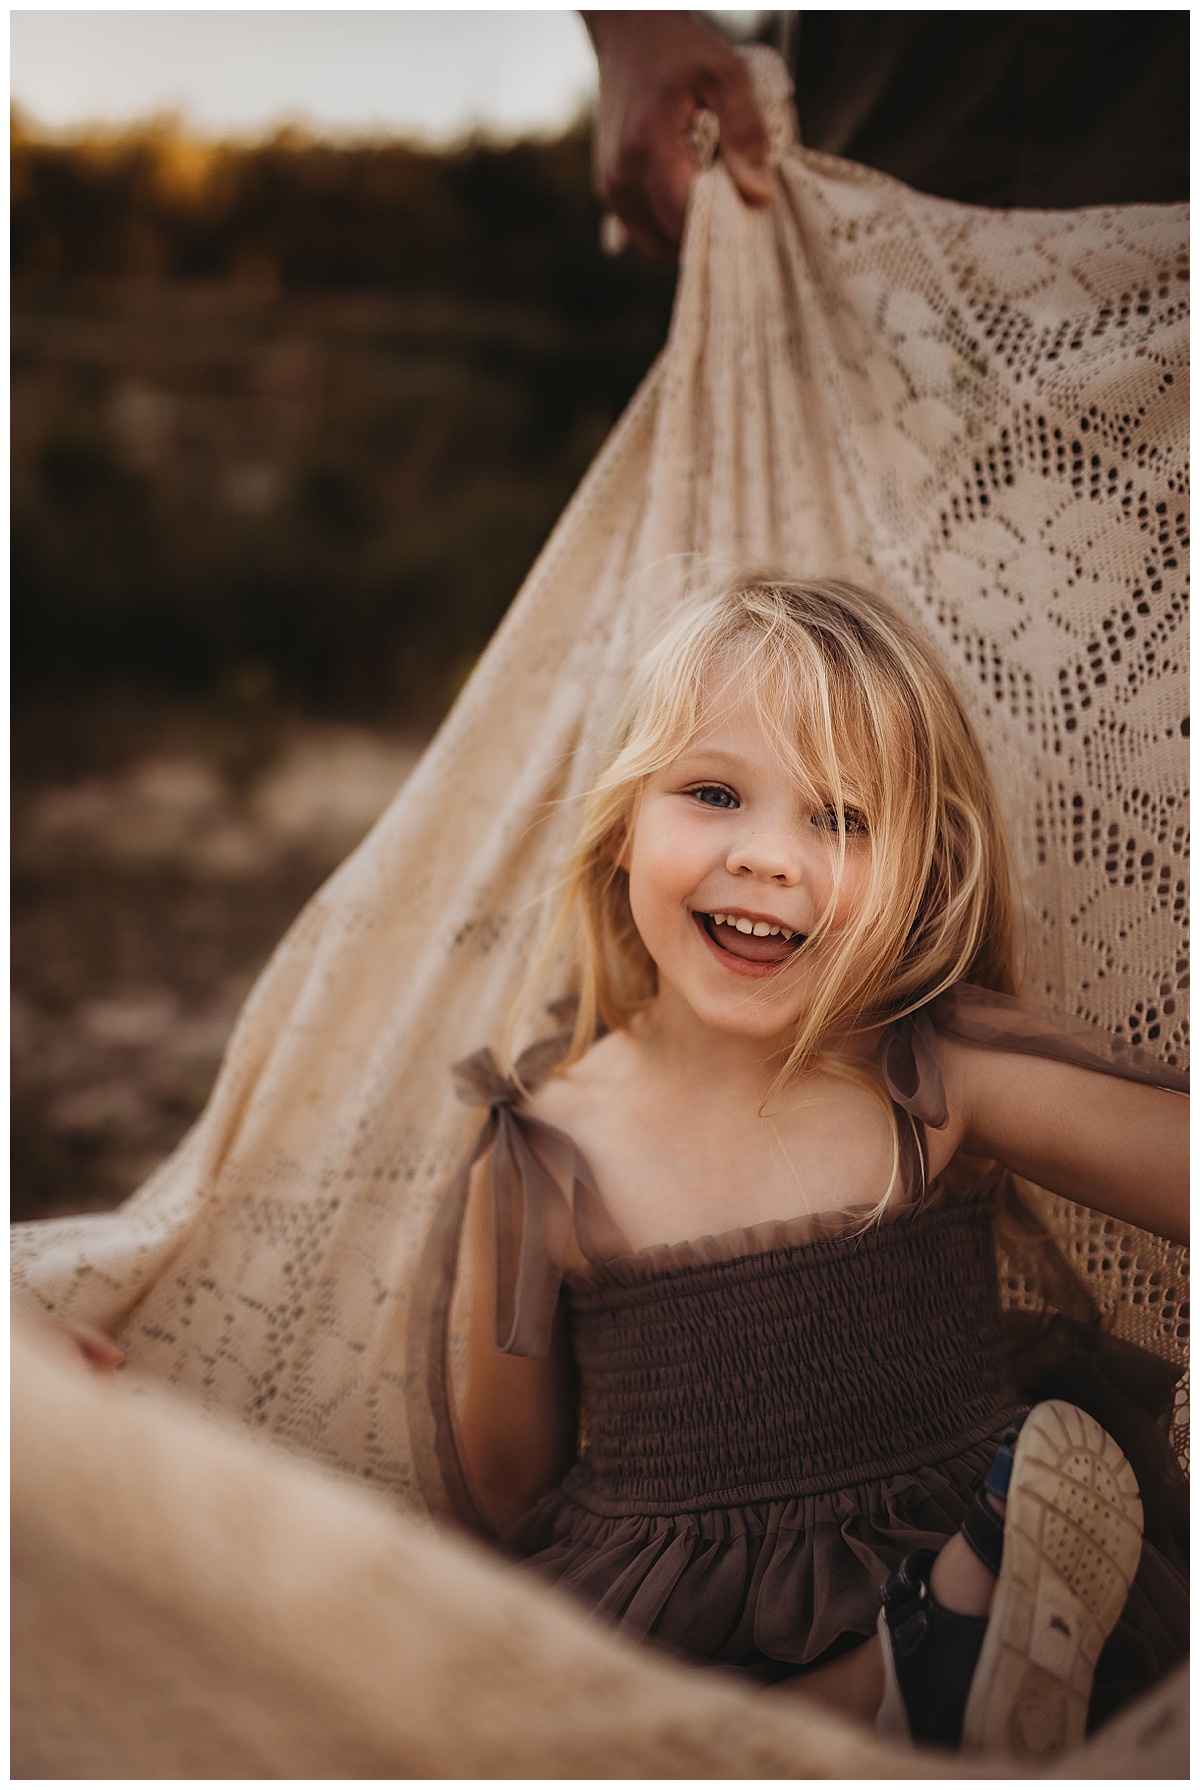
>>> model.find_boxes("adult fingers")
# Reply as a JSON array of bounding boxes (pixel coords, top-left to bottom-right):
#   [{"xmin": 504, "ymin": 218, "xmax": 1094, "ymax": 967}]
[
  {"xmin": 599, "ymin": 104, "xmax": 697, "ymax": 258},
  {"xmin": 618, "ymin": 61, "xmax": 772, "ymax": 253},
  {"xmin": 630, "ymin": 132, "xmax": 699, "ymax": 253},
  {"xmin": 603, "ymin": 152, "xmax": 685, "ymax": 259},
  {"xmin": 602, "ymin": 181, "xmax": 679, "ymax": 260},
  {"xmin": 698, "ymin": 60, "xmax": 773, "ymax": 208},
  {"xmin": 592, "ymin": 44, "xmax": 771, "ymax": 254}
]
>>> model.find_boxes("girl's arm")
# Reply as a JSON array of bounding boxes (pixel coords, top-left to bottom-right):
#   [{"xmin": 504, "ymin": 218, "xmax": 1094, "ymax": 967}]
[
  {"xmin": 940, "ymin": 1035, "xmax": 1189, "ymax": 1246},
  {"xmin": 450, "ymin": 1151, "xmax": 578, "ymax": 1536}
]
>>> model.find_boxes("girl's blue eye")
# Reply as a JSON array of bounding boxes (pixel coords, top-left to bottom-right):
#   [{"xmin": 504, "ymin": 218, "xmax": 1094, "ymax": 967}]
[
  {"xmin": 691, "ymin": 785, "xmax": 737, "ymax": 809},
  {"xmin": 816, "ymin": 805, "xmax": 868, "ymax": 835}
]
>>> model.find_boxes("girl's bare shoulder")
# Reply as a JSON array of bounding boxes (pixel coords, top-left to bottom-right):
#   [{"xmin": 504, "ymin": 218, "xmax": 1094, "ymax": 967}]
[{"xmin": 522, "ymin": 1027, "xmax": 642, "ymax": 1138}]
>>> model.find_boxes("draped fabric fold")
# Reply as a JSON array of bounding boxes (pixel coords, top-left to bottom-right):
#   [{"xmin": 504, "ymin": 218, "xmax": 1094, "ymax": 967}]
[
  {"xmin": 879, "ymin": 1009, "xmax": 950, "ymax": 1130},
  {"xmin": 504, "ymin": 1441, "xmax": 1188, "ymax": 1703},
  {"xmin": 878, "ymin": 983, "xmax": 1190, "ymax": 1138}
]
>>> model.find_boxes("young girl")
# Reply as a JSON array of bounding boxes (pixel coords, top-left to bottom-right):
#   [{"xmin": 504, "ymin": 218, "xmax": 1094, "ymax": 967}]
[{"xmin": 434, "ymin": 575, "xmax": 1188, "ymax": 1757}]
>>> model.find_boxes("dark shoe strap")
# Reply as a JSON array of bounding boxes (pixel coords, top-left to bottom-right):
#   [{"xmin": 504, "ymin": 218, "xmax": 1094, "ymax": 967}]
[
  {"xmin": 880, "ymin": 1547, "xmax": 990, "ymax": 1747},
  {"xmin": 961, "ymin": 1486, "xmax": 1006, "ymax": 1576}
]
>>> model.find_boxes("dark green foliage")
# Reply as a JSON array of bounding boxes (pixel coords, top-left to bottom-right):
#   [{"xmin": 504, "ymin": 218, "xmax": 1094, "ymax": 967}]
[{"xmin": 11, "ymin": 120, "xmax": 676, "ymax": 721}]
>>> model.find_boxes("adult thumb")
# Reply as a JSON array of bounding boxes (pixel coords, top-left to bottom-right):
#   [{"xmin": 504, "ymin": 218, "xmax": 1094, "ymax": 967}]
[{"xmin": 704, "ymin": 61, "xmax": 773, "ymax": 206}]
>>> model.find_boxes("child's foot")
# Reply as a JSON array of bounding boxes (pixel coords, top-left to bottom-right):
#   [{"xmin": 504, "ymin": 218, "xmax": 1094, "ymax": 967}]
[
  {"xmin": 877, "ymin": 1402, "xmax": 1144, "ymax": 1760},
  {"xmin": 963, "ymin": 1400, "xmax": 1144, "ymax": 1759}
]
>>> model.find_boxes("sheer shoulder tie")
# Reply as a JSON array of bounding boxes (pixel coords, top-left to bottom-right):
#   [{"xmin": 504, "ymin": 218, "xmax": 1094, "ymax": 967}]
[
  {"xmin": 929, "ymin": 985, "xmax": 1189, "ymax": 1094},
  {"xmin": 879, "ymin": 984, "xmax": 1188, "ymax": 1123},
  {"xmin": 454, "ymin": 1049, "xmax": 631, "ymax": 1359},
  {"xmin": 879, "ymin": 1009, "xmax": 950, "ymax": 1131},
  {"xmin": 876, "ymin": 984, "xmax": 1187, "ymax": 1195}
]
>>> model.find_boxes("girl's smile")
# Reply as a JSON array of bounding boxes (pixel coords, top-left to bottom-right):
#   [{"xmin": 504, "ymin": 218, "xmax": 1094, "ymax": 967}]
[{"xmin": 691, "ymin": 909, "xmax": 805, "ymax": 977}]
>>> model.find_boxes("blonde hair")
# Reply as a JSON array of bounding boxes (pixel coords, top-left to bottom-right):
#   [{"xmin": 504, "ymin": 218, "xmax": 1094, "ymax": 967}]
[{"xmin": 511, "ymin": 575, "xmax": 1019, "ymax": 1120}]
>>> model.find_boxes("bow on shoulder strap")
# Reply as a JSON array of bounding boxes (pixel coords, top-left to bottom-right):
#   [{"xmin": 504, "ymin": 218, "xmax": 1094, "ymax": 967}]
[
  {"xmin": 878, "ymin": 1011, "xmax": 950, "ymax": 1132},
  {"xmin": 875, "ymin": 983, "xmax": 1190, "ymax": 1206},
  {"xmin": 874, "ymin": 1009, "xmax": 953, "ymax": 1204},
  {"xmin": 454, "ymin": 1050, "xmax": 630, "ymax": 1358}
]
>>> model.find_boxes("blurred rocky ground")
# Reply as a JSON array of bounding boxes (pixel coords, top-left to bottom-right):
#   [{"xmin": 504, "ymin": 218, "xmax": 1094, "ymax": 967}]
[{"xmin": 12, "ymin": 701, "xmax": 426, "ymax": 1221}]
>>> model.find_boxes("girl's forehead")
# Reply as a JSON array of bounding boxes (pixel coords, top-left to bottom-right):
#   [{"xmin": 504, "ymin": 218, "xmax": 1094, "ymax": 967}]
[
  {"xmin": 686, "ymin": 676, "xmax": 830, "ymax": 761},
  {"xmin": 691, "ymin": 668, "xmax": 801, "ymax": 735}
]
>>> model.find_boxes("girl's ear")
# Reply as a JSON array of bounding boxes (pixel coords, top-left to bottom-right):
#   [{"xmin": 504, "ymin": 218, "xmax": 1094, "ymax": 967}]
[{"xmin": 603, "ymin": 824, "xmax": 631, "ymax": 873}]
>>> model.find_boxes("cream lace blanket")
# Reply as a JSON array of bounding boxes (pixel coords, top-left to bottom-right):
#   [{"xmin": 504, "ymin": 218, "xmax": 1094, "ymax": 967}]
[
  {"xmin": 13, "ymin": 50, "xmax": 1188, "ymax": 1504},
  {"xmin": 12, "ymin": 1322, "xmax": 1186, "ymax": 1777}
]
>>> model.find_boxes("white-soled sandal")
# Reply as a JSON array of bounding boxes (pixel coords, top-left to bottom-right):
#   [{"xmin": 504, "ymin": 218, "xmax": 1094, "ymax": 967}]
[{"xmin": 961, "ymin": 1399, "xmax": 1144, "ymax": 1761}]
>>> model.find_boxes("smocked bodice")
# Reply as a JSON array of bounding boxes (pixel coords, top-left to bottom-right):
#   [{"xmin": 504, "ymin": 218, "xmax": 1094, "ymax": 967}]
[{"xmin": 563, "ymin": 1197, "xmax": 1016, "ymax": 1514}]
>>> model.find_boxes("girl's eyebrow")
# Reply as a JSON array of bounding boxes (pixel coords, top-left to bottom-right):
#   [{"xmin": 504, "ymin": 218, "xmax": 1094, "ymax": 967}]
[
  {"xmin": 680, "ymin": 738, "xmax": 813, "ymax": 772},
  {"xmin": 670, "ymin": 751, "xmax": 751, "ymax": 779},
  {"xmin": 673, "ymin": 740, "xmax": 750, "ymax": 765}
]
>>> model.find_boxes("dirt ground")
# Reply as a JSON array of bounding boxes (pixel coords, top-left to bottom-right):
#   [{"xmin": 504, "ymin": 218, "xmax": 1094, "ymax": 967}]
[{"xmin": 12, "ymin": 699, "xmax": 426, "ymax": 1222}]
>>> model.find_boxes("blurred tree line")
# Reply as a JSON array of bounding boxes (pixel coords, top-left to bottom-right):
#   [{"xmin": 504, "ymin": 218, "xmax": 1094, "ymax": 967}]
[{"xmin": 11, "ymin": 112, "xmax": 677, "ymax": 726}]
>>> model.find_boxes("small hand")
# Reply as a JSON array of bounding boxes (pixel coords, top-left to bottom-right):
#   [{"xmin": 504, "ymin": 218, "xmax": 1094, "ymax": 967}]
[
  {"xmin": 37, "ymin": 1318, "xmax": 127, "ymax": 1374},
  {"xmin": 584, "ymin": 11, "xmax": 772, "ymax": 259}
]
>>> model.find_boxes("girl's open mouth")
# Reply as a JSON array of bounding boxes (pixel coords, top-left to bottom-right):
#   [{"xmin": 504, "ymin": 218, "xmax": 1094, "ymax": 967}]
[{"xmin": 693, "ymin": 911, "xmax": 805, "ymax": 976}]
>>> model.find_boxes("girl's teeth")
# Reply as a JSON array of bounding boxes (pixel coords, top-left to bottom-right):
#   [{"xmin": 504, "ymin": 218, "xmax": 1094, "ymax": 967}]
[{"xmin": 707, "ymin": 913, "xmax": 797, "ymax": 942}]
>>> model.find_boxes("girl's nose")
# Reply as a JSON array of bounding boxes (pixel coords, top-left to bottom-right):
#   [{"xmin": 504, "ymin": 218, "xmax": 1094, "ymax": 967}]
[{"xmin": 726, "ymin": 822, "xmax": 808, "ymax": 885}]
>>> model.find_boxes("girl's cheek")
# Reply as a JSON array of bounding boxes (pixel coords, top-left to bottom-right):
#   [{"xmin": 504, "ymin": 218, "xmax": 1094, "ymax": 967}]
[
  {"xmin": 643, "ymin": 811, "xmax": 704, "ymax": 877},
  {"xmin": 806, "ymin": 846, "xmax": 864, "ymax": 931},
  {"xmin": 830, "ymin": 857, "xmax": 870, "ymax": 926}
]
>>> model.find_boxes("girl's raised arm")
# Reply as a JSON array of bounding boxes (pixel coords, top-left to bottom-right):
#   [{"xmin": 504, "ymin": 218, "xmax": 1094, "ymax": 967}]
[
  {"xmin": 941, "ymin": 1034, "xmax": 1188, "ymax": 1246},
  {"xmin": 449, "ymin": 1150, "xmax": 578, "ymax": 1536}
]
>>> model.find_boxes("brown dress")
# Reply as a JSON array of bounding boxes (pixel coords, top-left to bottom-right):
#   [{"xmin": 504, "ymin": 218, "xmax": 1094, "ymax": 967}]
[{"xmin": 449, "ymin": 986, "xmax": 1189, "ymax": 1721}]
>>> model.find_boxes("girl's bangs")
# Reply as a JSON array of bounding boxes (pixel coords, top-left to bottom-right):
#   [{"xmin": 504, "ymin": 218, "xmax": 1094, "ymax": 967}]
[{"xmin": 720, "ymin": 626, "xmax": 878, "ymax": 821}]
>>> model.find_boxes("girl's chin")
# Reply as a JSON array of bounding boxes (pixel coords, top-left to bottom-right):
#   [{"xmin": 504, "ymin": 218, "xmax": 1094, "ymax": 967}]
[{"xmin": 663, "ymin": 978, "xmax": 806, "ymax": 1043}]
